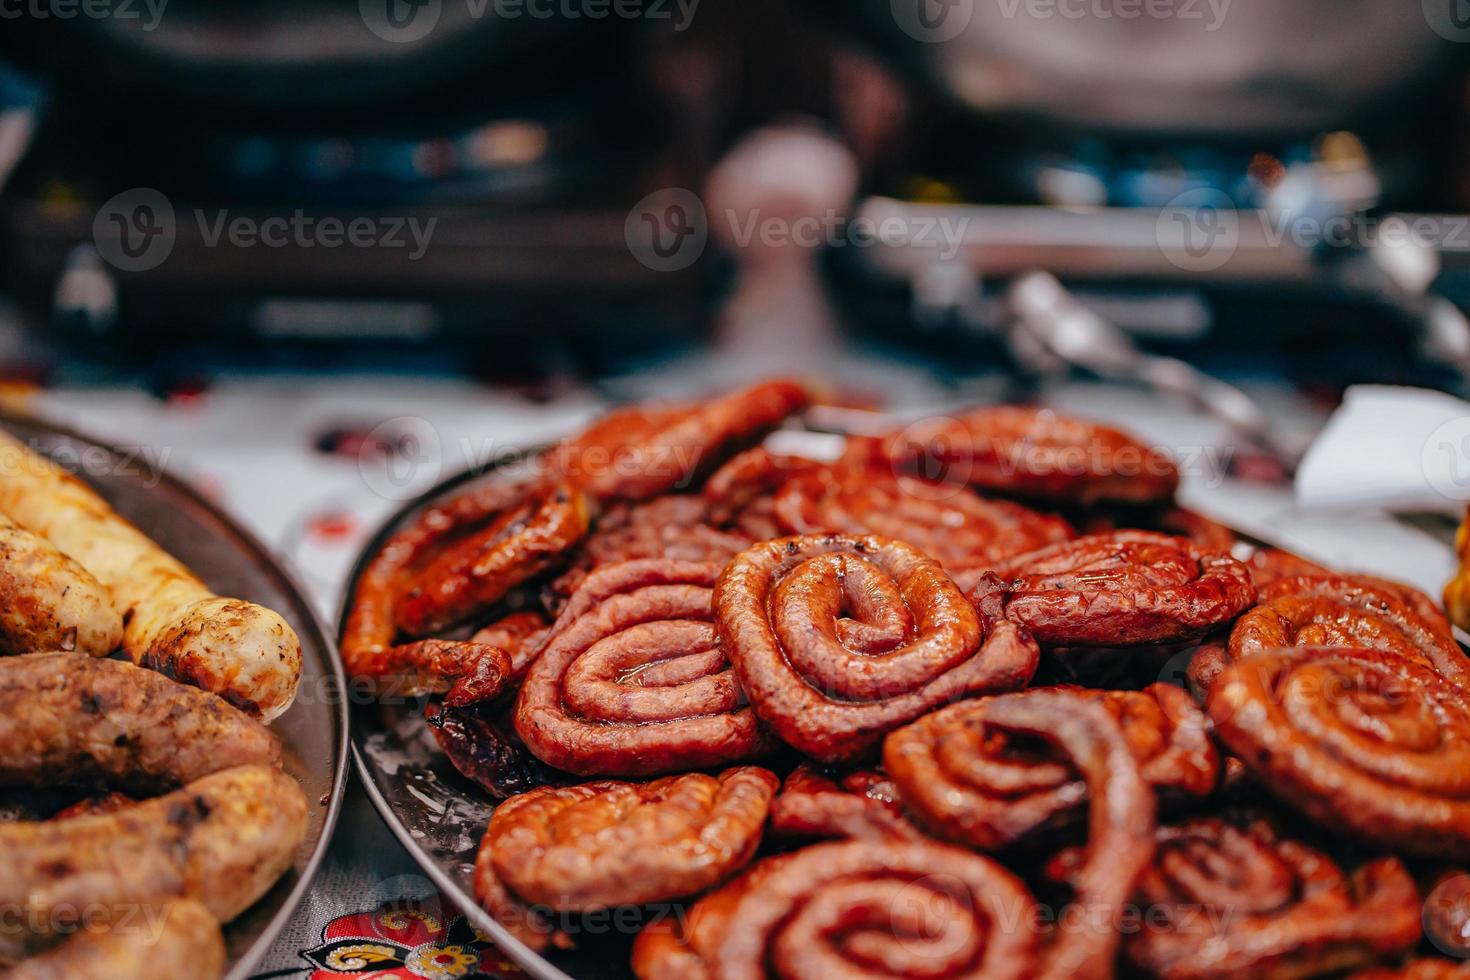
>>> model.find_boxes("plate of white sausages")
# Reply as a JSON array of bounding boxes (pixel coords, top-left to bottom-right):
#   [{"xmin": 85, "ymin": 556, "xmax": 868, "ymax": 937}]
[{"xmin": 0, "ymin": 412, "xmax": 348, "ymax": 980}]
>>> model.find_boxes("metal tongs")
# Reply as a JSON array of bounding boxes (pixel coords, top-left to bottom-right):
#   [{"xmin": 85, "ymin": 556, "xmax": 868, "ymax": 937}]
[{"xmin": 1002, "ymin": 270, "xmax": 1306, "ymax": 471}]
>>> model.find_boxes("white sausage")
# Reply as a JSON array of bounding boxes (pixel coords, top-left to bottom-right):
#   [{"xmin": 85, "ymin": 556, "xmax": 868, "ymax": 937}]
[
  {"xmin": 0, "ymin": 512, "xmax": 121, "ymax": 657},
  {"xmin": 0, "ymin": 432, "xmax": 300, "ymax": 719}
]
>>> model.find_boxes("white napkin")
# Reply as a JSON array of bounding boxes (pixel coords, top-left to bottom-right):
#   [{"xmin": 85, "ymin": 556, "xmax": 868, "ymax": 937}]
[{"xmin": 1295, "ymin": 384, "xmax": 1470, "ymax": 518}]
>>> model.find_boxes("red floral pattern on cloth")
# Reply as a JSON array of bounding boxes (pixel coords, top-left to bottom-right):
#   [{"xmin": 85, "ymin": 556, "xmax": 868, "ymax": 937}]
[{"xmin": 300, "ymin": 895, "xmax": 524, "ymax": 980}]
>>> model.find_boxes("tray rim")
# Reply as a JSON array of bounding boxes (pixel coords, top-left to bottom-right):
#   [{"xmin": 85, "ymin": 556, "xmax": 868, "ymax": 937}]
[
  {"xmin": 0, "ymin": 409, "xmax": 352, "ymax": 980},
  {"xmin": 338, "ymin": 449, "xmax": 578, "ymax": 980}
]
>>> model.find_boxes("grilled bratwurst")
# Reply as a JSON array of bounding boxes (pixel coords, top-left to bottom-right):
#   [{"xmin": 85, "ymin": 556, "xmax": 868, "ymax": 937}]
[
  {"xmin": 0, "ymin": 513, "xmax": 120, "ymax": 657},
  {"xmin": 0, "ymin": 653, "xmax": 280, "ymax": 793}
]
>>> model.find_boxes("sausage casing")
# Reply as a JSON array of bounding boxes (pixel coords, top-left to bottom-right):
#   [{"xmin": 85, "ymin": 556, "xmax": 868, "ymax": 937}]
[
  {"xmin": 0, "ymin": 513, "xmax": 120, "ymax": 657},
  {"xmin": 0, "ymin": 653, "xmax": 280, "ymax": 793},
  {"xmin": 0, "ymin": 765, "xmax": 308, "ymax": 927}
]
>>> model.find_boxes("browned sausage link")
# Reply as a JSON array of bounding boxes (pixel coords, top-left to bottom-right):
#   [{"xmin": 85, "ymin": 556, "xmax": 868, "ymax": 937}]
[
  {"xmin": 472, "ymin": 768, "xmax": 778, "ymax": 954},
  {"xmin": 0, "ymin": 766, "xmax": 307, "ymax": 929},
  {"xmin": 49, "ymin": 792, "xmax": 134, "ymax": 821},
  {"xmin": 343, "ymin": 477, "xmax": 558, "ymax": 696},
  {"xmin": 994, "ymin": 530, "xmax": 1256, "ymax": 647},
  {"xmin": 396, "ymin": 479, "xmax": 592, "ymax": 636},
  {"xmin": 883, "ymin": 404, "xmax": 1180, "ymax": 505},
  {"xmin": 0, "ymin": 653, "xmax": 280, "ymax": 794},
  {"xmin": 767, "ymin": 764, "xmax": 923, "ymax": 842},
  {"xmin": 4, "ymin": 899, "xmax": 224, "ymax": 980},
  {"xmin": 470, "ymin": 611, "xmax": 551, "ymax": 673},
  {"xmin": 554, "ymin": 379, "xmax": 812, "ymax": 503},
  {"xmin": 425, "ymin": 701, "xmax": 563, "ymax": 800}
]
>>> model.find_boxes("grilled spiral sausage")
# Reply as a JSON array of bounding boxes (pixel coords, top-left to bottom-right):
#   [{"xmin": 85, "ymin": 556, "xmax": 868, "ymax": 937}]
[
  {"xmin": 516, "ymin": 560, "xmax": 775, "ymax": 777},
  {"xmin": 1069, "ymin": 813, "xmax": 1423, "ymax": 979},
  {"xmin": 715, "ymin": 533, "xmax": 1038, "ymax": 761},
  {"xmin": 644, "ymin": 839, "xmax": 1043, "ymax": 980},
  {"xmin": 1208, "ymin": 646, "xmax": 1470, "ymax": 857},
  {"xmin": 1236, "ymin": 576, "xmax": 1467, "ymax": 682},
  {"xmin": 0, "ymin": 432, "xmax": 299, "ymax": 719},
  {"xmin": 885, "ymin": 684, "xmax": 1212, "ymax": 849}
]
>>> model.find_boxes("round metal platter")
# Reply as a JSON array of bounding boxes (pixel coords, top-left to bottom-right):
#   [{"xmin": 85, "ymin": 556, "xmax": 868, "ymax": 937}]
[
  {"xmin": 342, "ymin": 456, "xmax": 637, "ymax": 980},
  {"xmin": 335, "ymin": 419, "xmax": 1470, "ymax": 980},
  {"xmin": 0, "ymin": 413, "xmax": 350, "ymax": 980}
]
